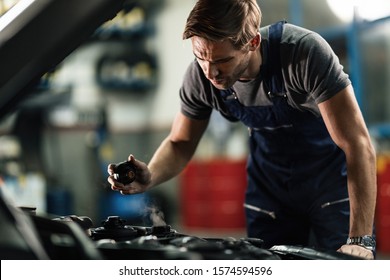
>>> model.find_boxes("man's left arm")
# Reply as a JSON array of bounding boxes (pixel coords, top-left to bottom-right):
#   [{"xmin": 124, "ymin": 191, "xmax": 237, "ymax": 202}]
[{"xmin": 318, "ymin": 84, "xmax": 377, "ymax": 260}]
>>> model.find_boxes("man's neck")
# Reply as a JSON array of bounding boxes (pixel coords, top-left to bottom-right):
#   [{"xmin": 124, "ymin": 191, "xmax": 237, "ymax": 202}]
[{"xmin": 240, "ymin": 48, "xmax": 262, "ymax": 81}]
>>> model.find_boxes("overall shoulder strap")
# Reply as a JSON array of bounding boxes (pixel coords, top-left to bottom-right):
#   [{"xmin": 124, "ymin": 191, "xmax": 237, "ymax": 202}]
[
  {"xmin": 221, "ymin": 20, "xmax": 286, "ymax": 100},
  {"xmin": 267, "ymin": 20, "xmax": 286, "ymax": 96}
]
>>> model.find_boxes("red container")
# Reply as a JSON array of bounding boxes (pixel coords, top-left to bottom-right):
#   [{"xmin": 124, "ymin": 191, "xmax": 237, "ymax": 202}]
[
  {"xmin": 180, "ymin": 158, "xmax": 247, "ymax": 229},
  {"xmin": 376, "ymin": 155, "xmax": 390, "ymax": 253}
]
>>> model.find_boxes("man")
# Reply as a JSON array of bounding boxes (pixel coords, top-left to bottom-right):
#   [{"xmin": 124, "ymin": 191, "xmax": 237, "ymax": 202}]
[{"xmin": 108, "ymin": 0, "xmax": 377, "ymax": 259}]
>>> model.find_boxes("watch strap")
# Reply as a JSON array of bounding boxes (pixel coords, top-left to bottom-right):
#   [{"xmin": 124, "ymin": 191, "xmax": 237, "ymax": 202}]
[
  {"xmin": 346, "ymin": 235, "xmax": 376, "ymax": 250},
  {"xmin": 347, "ymin": 236, "xmax": 364, "ymax": 245}
]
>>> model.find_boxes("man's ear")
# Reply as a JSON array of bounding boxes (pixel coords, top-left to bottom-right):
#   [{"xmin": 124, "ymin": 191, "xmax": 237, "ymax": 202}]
[{"xmin": 249, "ymin": 33, "xmax": 261, "ymax": 50}]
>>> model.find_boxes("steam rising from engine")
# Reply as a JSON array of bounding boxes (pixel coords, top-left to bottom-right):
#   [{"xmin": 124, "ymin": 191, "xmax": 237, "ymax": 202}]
[{"xmin": 146, "ymin": 206, "xmax": 166, "ymax": 227}]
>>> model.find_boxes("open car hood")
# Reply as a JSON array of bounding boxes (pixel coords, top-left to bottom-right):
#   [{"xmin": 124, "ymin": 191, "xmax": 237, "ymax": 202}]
[{"xmin": 0, "ymin": 0, "xmax": 124, "ymax": 119}]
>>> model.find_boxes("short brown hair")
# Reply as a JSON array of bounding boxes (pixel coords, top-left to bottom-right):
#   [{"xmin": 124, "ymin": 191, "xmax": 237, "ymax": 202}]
[{"xmin": 183, "ymin": 0, "xmax": 262, "ymax": 49}]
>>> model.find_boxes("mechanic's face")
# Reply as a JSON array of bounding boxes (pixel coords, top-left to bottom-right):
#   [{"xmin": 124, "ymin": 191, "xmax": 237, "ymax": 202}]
[{"xmin": 191, "ymin": 36, "xmax": 257, "ymax": 90}]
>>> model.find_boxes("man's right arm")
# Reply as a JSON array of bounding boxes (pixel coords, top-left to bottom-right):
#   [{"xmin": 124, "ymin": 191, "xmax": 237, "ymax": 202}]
[
  {"xmin": 147, "ymin": 111, "xmax": 209, "ymax": 188},
  {"xmin": 108, "ymin": 111, "xmax": 209, "ymax": 194}
]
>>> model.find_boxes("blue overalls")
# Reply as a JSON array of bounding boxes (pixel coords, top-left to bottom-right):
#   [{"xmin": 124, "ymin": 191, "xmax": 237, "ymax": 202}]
[{"xmin": 221, "ymin": 21, "xmax": 350, "ymax": 249}]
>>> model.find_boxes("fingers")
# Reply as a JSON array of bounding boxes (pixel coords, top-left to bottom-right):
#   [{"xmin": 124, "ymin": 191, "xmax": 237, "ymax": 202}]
[
  {"xmin": 107, "ymin": 173, "xmax": 139, "ymax": 195},
  {"xmin": 127, "ymin": 154, "xmax": 144, "ymax": 170},
  {"xmin": 107, "ymin": 155, "xmax": 148, "ymax": 195},
  {"xmin": 338, "ymin": 245, "xmax": 374, "ymax": 260},
  {"xmin": 119, "ymin": 189, "xmax": 138, "ymax": 195},
  {"xmin": 109, "ymin": 178, "xmax": 121, "ymax": 189},
  {"xmin": 107, "ymin": 163, "xmax": 115, "ymax": 176}
]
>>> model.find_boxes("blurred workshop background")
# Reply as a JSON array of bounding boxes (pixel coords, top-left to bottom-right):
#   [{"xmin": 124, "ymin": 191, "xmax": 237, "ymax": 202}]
[{"xmin": 0, "ymin": 0, "xmax": 390, "ymax": 257}]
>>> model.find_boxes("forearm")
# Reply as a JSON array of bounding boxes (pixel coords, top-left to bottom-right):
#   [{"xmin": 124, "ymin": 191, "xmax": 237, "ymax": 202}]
[
  {"xmin": 319, "ymin": 86, "xmax": 377, "ymax": 237},
  {"xmin": 345, "ymin": 139, "xmax": 377, "ymax": 236},
  {"xmin": 146, "ymin": 112, "xmax": 209, "ymax": 188},
  {"xmin": 147, "ymin": 136, "xmax": 197, "ymax": 188}
]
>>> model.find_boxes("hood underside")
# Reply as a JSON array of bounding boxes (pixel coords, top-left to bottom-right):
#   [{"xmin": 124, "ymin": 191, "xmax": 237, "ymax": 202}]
[{"xmin": 0, "ymin": 0, "xmax": 124, "ymax": 119}]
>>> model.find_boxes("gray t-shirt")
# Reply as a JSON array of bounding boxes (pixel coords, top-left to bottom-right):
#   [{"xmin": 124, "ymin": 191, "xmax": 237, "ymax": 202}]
[{"xmin": 179, "ymin": 23, "xmax": 351, "ymax": 121}]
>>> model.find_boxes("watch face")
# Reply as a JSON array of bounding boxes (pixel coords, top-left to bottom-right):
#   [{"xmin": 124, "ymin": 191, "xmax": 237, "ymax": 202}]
[{"xmin": 362, "ymin": 236, "xmax": 376, "ymax": 247}]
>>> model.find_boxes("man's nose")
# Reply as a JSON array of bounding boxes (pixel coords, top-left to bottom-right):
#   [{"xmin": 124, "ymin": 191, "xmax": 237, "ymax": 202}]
[{"xmin": 204, "ymin": 62, "xmax": 218, "ymax": 80}]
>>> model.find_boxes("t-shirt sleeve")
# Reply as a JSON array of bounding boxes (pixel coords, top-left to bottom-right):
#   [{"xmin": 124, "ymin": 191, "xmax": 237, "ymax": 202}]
[
  {"xmin": 179, "ymin": 61, "xmax": 213, "ymax": 120},
  {"xmin": 289, "ymin": 32, "xmax": 351, "ymax": 104}
]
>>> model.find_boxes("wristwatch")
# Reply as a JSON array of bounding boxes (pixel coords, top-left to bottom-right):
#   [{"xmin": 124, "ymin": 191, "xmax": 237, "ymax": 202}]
[{"xmin": 346, "ymin": 235, "xmax": 376, "ymax": 251}]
